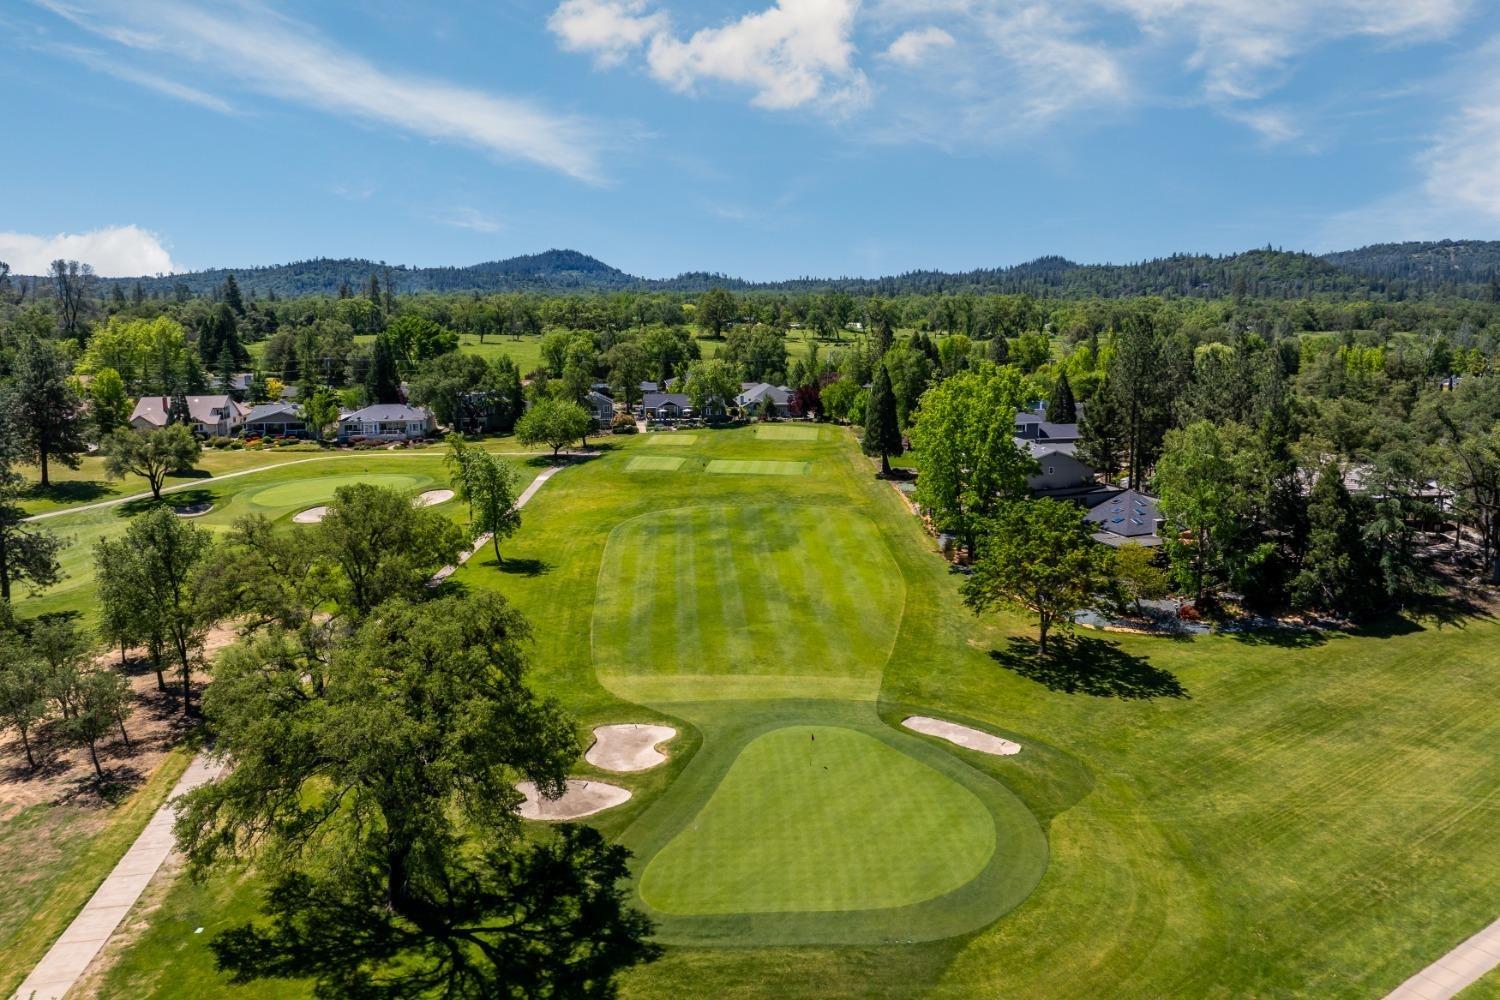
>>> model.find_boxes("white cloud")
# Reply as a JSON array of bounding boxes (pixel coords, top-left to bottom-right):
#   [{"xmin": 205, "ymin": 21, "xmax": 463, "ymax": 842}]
[
  {"xmin": 431, "ymin": 207, "xmax": 503, "ymax": 233},
  {"xmin": 0, "ymin": 225, "xmax": 178, "ymax": 277},
  {"xmin": 551, "ymin": 0, "xmax": 870, "ymax": 113},
  {"xmin": 549, "ymin": 0, "xmax": 666, "ymax": 66},
  {"xmin": 50, "ymin": 43, "xmax": 237, "ymax": 113},
  {"xmin": 882, "ymin": 26, "xmax": 954, "ymax": 67},
  {"xmin": 35, "ymin": 0, "xmax": 610, "ymax": 182}
]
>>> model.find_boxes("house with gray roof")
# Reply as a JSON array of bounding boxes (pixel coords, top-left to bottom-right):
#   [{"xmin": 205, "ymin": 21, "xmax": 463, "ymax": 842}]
[
  {"xmin": 1015, "ymin": 407, "xmax": 1081, "ymax": 444},
  {"xmin": 241, "ymin": 403, "xmax": 307, "ymax": 438},
  {"xmin": 1084, "ymin": 490, "xmax": 1165, "ymax": 547},
  {"xmin": 1018, "ymin": 439, "xmax": 1104, "ymax": 500},
  {"xmin": 337, "ymin": 403, "xmax": 436, "ymax": 442},
  {"xmin": 582, "ymin": 390, "xmax": 616, "ymax": 424},
  {"xmin": 735, "ymin": 382, "xmax": 798, "ymax": 417},
  {"xmin": 637, "ymin": 392, "xmax": 692, "ymax": 421},
  {"xmin": 130, "ymin": 395, "xmax": 250, "ymax": 437}
]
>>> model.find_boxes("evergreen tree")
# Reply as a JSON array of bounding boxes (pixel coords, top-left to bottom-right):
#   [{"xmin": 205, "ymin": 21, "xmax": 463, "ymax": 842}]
[
  {"xmin": 216, "ymin": 346, "xmax": 238, "ymax": 396},
  {"xmin": 0, "ymin": 407, "xmax": 63, "ymax": 604},
  {"xmin": 365, "ymin": 333, "xmax": 402, "ymax": 404},
  {"xmin": 222, "ymin": 273, "xmax": 245, "ymax": 316},
  {"xmin": 1077, "ymin": 376, "xmax": 1124, "ymax": 482},
  {"xmin": 7, "ymin": 336, "xmax": 89, "ymax": 487},
  {"xmin": 987, "ymin": 335, "xmax": 1010, "ymax": 365},
  {"xmin": 1050, "ymin": 370, "xmax": 1078, "ymax": 423},
  {"xmin": 1292, "ymin": 463, "xmax": 1375, "ymax": 616},
  {"xmin": 862, "ymin": 361, "xmax": 903, "ymax": 475}
]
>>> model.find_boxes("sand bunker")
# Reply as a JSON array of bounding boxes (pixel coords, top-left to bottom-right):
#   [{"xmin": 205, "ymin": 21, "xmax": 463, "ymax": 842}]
[
  {"xmin": 902, "ymin": 716, "xmax": 1021, "ymax": 756},
  {"xmin": 516, "ymin": 779, "xmax": 631, "ymax": 821},
  {"xmin": 585, "ymin": 724, "xmax": 676, "ymax": 772},
  {"xmin": 414, "ymin": 489, "xmax": 455, "ymax": 508},
  {"xmin": 173, "ymin": 502, "xmax": 213, "ymax": 517},
  {"xmin": 292, "ymin": 506, "xmax": 328, "ymax": 524}
]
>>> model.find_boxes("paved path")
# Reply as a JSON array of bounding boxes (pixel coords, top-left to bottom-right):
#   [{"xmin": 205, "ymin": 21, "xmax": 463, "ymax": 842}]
[
  {"xmin": 1384, "ymin": 917, "xmax": 1500, "ymax": 1000},
  {"xmin": 12, "ymin": 753, "xmax": 225, "ymax": 1000},
  {"xmin": 428, "ymin": 465, "xmax": 563, "ymax": 585}
]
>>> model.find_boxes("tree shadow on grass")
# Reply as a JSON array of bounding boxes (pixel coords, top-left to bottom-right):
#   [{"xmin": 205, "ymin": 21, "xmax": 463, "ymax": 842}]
[
  {"xmin": 117, "ymin": 487, "xmax": 214, "ymax": 518},
  {"xmin": 493, "ymin": 557, "xmax": 550, "ymax": 577},
  {"xmin": 989, "ymin": 635, "xmax": 1189, "ymax": 701},
  {"xmin": 24, "ymin": 480, "xmax": 112, "ymax": 505},
  {"xmin": 1225, "ymin": 625, "xmax": 1329, "ymax": 649}
]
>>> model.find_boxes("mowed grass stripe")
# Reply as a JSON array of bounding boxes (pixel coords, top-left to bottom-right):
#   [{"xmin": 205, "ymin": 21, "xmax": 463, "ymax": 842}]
[
  {"xmin": 626, "ymin": 455, "xmax": 687, "ymax": 472},
  {"xmin": 705, "ymin": 460, "xmax": 809, "ymax": 476},
  {"xmin": 754, "ymin": 425, "xmax": 820, "ymax": 442},
  {"xmin": 672, "ymin": 514, "xmax": 701, "ymax": 678},
  {"xmin": 646, "ymin": 434, "xmax": 698, "ymax": 446},
  {"xmin": 708, "ymin": 508, "xmax": 753, "ymax": 665}
]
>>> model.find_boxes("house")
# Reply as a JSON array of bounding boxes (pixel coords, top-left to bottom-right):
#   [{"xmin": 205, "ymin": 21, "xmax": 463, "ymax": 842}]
[
  {"xmin": 583, "ymin": 390, "xmax": 616, "ymax": 424},
  {"xmin": 1085, "ymin": 490, "xmax": 1165, "ymax": 547},
  {"xmin": 1015, "ymin": 407, "xmax": 1081, "ymax": 444},
  {"xmin": 336, "ymin": 403, "xmax": 436, "ymax": 442},
  {"xmin": 241, "ymin": 402, "xmax": 307, "ymax": 439},
  {"xmin": 211, "ymin": 371, "xmax": 255, "ymax": 396},
  {"xmin": 1018, "ymin": 439, "xmax": 1110, "ymax": 502},
  {"xmin": 129, "ymin": 395, "xmax": 250, "ymax": 437},
  {"xmin": 638, "ymin": 392, "xmax": 692, "ymax": 421},
  {"xmin": 735, "ymin": 382, "xmax": 798, "ymax": 418}
]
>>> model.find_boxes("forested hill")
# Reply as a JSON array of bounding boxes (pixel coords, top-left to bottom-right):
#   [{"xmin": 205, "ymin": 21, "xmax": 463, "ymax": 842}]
[{"xmin": 52, "ymin": 239, "xmax": 1500, "ymax": 300}]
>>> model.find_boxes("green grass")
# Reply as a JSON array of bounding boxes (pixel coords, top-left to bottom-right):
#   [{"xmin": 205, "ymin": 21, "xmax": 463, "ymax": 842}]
[
  {"xmin": 646, "ymin": 434, "xmax": 698, "ymax": 446},
  {"xmin": 753, "ymin": 425, "xmax": 820, "ymax": 442},
  {"xmin": 703, "ymin": 459, "xmax": 808, "ymax": 476},
  {"xmin": 67, "ymin": 425, "xmax": 1500, "ymax": 998},
  {"xmin": 640, "ymin": 725, "xmax": 995, "ymax": 914},
  {"xmin": 626, "ymin": 456, "xmax": 687, "ymax": 472},
  {"xmin": 240, "ymin": 472, "xmax": 430, "ymax": 510},
  {"xmin": 592, "ymin": 504, "xmax": 902, "ymax": 704}
]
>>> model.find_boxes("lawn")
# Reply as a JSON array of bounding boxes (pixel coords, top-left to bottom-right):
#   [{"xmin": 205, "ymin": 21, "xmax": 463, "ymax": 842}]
[
  {"xmin": 703, "ymin": 459, "xmax": 809, "ymax": 476},
  {"xmin": 44, "ymin": 424, "xmax": 1500, "ymax": 999}
]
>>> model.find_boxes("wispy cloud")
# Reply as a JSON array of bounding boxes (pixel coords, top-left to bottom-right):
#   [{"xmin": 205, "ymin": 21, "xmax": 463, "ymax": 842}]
[
  {"xmin": 48, "ymin": 42, "xmax": 237, "ymax": 113},
  {"xmin": 431, "ymin": 206, "xmax": 503, "ymax": 233},
  {"xmin": 881, "ymin": 26, "xmax": 954, "ymax": 67},
  {"xmin": 33, "ymin": 0, "xmax": 611, "ymax": 183},
  {"xmin": 0, "ymin": 225, "xmax": 178, "ymax": 276}
]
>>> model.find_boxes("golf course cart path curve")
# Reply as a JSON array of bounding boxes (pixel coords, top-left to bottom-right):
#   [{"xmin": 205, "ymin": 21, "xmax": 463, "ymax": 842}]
[
  {"xmin": 516, "ymin": 779, "xmax": 631, "ymax": 820},
  {"xmin": 11, "ymin": 753, "xmax": 225, "ymax": 1000},
  {"xmin": 1384, "ymin": 916, "xmax": 1500, "ymax": 1000},
  {"xmin": 586, "ymin": 724, "xmax": 677, "ymax": 771},
  {"xmin": 429, "ymin": 465, "xmax": 564, "ymax": 585},
  {"xmin": 413, "ymin": 488, "xmax": 455, "ymax": 507},
  {"xmin": 902, "ymin": 716, "xmax": 1022, "ymax": 756},
  {"xmin": 292, "ymin": 505, "xmax": 328, "ymax": 524}
]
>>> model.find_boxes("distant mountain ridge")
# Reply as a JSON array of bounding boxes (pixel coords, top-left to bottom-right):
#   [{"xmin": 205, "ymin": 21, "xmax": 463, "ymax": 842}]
[{"xmin": 38, "ymin": 240, "xmax": 1500, "ymax": 300}]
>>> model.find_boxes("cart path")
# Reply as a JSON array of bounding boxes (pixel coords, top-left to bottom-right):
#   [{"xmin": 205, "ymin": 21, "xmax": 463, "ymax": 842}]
[
  {"xmin": 428, "ymin": 464, "xmax": 564, "ymax": 584},
  {"xmin": 1383, "ymin": 917, "xmax": 1500, "ymax": 1000}
]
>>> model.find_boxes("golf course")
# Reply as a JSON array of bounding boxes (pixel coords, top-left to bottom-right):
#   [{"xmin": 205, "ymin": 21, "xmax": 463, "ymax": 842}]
[{"xmin": 15, "ymin": 425, "xmax": 1500, "ymax": 999}]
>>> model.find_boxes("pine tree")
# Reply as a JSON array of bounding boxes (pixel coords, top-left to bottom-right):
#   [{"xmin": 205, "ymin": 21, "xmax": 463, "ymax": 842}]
[
  {"xmin": 222, "ymin": 273, "xmax": 245, "ymax": 316},
  {"xmin": 1077, "ymin": 376, "xmax": 1124, "ymax": 482},
  {"xmin": 862, "ymin": 362, "xmax": 903, "ymax": 475},
  {"xmin": 1292, "ymin": 463, "xmax": 1374, "ymax": 616},
  {"xmin": 1050, "ymin": 371, "xmax": 1077, "ymax": 423},
  {"xmin": 365, "ymin": 334, "xmax": 401, "ymax": 405},
  {"xmin": 217, "ymin": 346, "xmax": 239, "ymax": 397},
  {"xmin": 7, "ymin": 337, "xmax": 89, "ymax": 487}
]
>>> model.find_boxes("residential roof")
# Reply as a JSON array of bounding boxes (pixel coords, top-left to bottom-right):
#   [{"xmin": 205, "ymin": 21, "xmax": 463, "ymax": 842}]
[
  {"xmin": 243, "ymin": 403, "xmax": 302, "ymax": 423},
  {"xmin": 1018, "ymin": 438, "xmax": 1079, "ymax": 459},
  {"xmin": 735, "ymin": 382, "xmax": 793, "ymax": 406},
  {"xmin": 339, "ymin": 404, "xmax": 433, "ymax": 423},
  {"xmin": 641, "ymin": 392, "xmax": 690, "ymax": 409},
  {"xmin": 130, "ymin": 395, "xmax": 247, "ymax": 427},
  {"xmin": 584, "ymin": 390, "xmax": 615, "ymax": 408},
  {"xmin": 1085, "ymin": 489, "xmax": 1162, "ymax": 541}
]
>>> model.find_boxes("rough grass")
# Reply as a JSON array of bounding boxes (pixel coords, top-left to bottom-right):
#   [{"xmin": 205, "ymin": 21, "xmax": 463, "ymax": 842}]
[{"xmin": 639, "ymin": 725, "xmax": 995, "ymax": 915}]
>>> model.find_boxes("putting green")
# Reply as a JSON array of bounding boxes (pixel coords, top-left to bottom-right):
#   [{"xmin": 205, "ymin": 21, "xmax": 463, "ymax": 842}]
[
  {"xmin": 705, "ymin": 459, "xmax": 809, "ymax": 476},
  {"xmin": 647, "ymin": 434, "xmax": 698, "ymax": 445},
  {"xmin": 242, "ymin": 473, "xmax": 431, "ymax": 512},
  {"xmin": 640, "ymin": 725, "xmax": 995, "ymax": 915},
  {"xmin": 754, "ymin": 425, "xmax": 819, "ymax": 441},
  {"xmin": 593, "ymin": 505, "xmax": 903, "ymax": 702},
  {"xmin": 627, "ymin": 456, "xmax": 687, "ymax": 472}
]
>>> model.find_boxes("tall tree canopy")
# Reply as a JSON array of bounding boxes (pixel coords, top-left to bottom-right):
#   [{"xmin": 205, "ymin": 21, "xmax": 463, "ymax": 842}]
[
  {"xmin": 861, "ymin": 361, "xmax": 903, "ymax": 475},
  {"xmin": 7, "ymin": 335, "xmax": 88, "ymax": 487}
]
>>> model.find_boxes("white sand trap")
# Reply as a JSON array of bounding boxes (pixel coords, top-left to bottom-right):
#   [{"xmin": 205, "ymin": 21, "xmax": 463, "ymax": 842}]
[
  {"xmin": 516, "ymin": 779, "xmax": 631, "ymax": 821},
  {"xmin": 902, "ymin": 716, "xmax": 1021, "ymax": 756},
  {"xmin": 292, "ymin": 506, "xmax": 328, "ymax": 524},
  {"xmin": 413, "ymin": 489, "xmax": 455, "ymax": 508},
  {"xmin": 173, "ymin": 502, "xmax": 213, "ymax": 517},
  {"xmin": 585, "ymin": 724, "xmax": 676, "ymax": 772}
]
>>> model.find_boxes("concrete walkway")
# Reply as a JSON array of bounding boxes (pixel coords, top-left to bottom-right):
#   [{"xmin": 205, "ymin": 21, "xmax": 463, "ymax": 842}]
[
  {"xmin": 12, "ymin": 753, "xmax": 225, "ymax": 1000},
  {"xmin": 429, "ymin": 464, "xmax": 563, "ymax": 585},
  {"xmin": 1384, "ymin": 917, "xmax": 1500, "ymax": 1000}
]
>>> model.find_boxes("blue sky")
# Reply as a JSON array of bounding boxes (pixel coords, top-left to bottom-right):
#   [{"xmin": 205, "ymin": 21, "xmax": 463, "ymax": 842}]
[{"xmin": 2, "ymin": 0, "xmax": 1499, "ymax": 279}]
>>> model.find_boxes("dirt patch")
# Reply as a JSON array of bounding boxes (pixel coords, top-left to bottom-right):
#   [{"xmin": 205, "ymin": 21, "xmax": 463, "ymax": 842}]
[
  {"xmin": 413, "ymin": 489, "xmax": 455, "ymax": 508},
  {"xmin": 292, "ymin": 505, "xmax": 327, "ymax": 524},
  {"xmin": 515, "ymin": 779, "xmax": 630, "ymax": 820},
  {"xmin": 585, "ymin": 724, "xmax": 676, "ymax": 772},
  {"xmin": 902, "ymin": 716, "xmax": 1021, "ymax": 757}
]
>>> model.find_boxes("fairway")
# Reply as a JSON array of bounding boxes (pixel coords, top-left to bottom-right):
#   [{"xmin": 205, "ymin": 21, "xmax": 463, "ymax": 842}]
[
  {"xmin": 647, "ymin": 434, "xmax": 698, "ymax": 445},
  {"xmin": 592, "ymin": 505, "xmax": 903, "ymax": 702},
  {"xmin": 754, "ymin": 425, "xmax": 820, "ymax": 441},
  {"xmin": 704, "ymin": 459, "xmax": 809, "ymax": 476},
  {"xmin": 626, "ymin": 456, "xmax": 687, "ymax": 472},
  {"xmin": 640, "ymin": 725, "xmax": 995, "ymax": 914},
  {"xmin": 243, "ymin": 473, "xmax": 430, "ymax": 512}
]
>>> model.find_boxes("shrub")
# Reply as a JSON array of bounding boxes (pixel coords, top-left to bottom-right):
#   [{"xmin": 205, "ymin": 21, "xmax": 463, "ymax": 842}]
[{"xmin": 611, "ymin": 413, "xmax": 638, "ymax": 434}]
